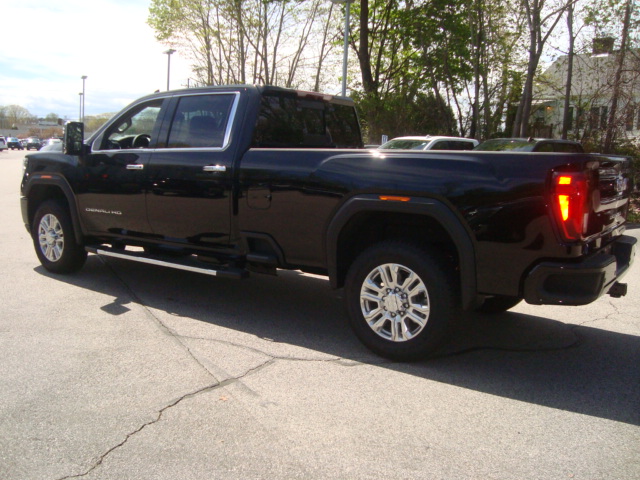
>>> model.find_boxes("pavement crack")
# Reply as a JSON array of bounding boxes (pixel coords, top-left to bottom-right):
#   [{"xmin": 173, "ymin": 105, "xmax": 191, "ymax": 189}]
[
  {"xmin": 98, "ymin": 257, "xmax": 220, "ymax": 379},
  {"xmin": 55, "ymin": 359, "xmax": 274, "ymax": 480}
]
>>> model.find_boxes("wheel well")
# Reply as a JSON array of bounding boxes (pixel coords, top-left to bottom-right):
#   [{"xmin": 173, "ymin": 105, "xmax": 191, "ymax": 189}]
[
  {"xmin": 334, "ymin": 211, "xmax": 460, "ymax": 289},
  {"xmin": 27, "ymin": 185, "xmax": 69, "ymax": 228}
]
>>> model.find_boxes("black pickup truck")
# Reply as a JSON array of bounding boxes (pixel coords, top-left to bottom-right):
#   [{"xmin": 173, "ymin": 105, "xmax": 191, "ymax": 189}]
[{"xmin": 20, "ymin": 85, "xmax": 636, "ymax": 360}]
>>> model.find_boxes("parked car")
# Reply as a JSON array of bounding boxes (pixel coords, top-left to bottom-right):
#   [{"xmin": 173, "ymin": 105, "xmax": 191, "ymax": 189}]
[
  {"xmin": 379, "ymin": 136, "xmax": 479, "ymax": 151},
  {"xmin": 39, "ymin": 141, "xmax": 63, "ymax": 152},
  {"xmin": 0, "ymin": 136, "xmax": 7, "ymax": 151},
  {"xmin": 41, "ymin": 138, "xmax": 63, "ymax": 148},
  {"xmin": 25, "ymin": 137, "xmax": 42, "ymax": 151},
  {"xmin": 6, "ymin": 137, "xmax": 23, "ymax": 150},
  {"xmin": 474, "ymin": 137, "xmax": 584, "ymax": 153}
]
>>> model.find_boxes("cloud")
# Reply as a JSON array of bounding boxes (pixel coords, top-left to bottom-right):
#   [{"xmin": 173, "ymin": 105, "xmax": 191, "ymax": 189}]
[{"xmin": 0, "ymin": 0, "xmax": 191, "ymax": 119}]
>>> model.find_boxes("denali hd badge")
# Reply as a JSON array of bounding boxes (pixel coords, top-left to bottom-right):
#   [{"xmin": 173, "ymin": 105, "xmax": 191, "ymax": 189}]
[{"xmin": 85, "ymin": 208, "xmax": 122, "ymax": 215}]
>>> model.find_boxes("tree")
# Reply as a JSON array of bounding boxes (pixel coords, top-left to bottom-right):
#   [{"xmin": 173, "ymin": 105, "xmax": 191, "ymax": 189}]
[
  {"xmin": 148, "ymin": 0, "xmax": 341, "ymax": 91},
  {"xmin": 511, "ymin": 0, "xmax": 572, "ymax": 137},
  {"xmin": 560, "ymin": 0, "xmax": 575, "ymax": 139},
  {"xmin": 4, "ymin": 105, "xmax": 33, "ymax": 127},
  {"xmin": 349, "ymin": 0, "xmax": 472, "ymax": 140},
  {"xmin": 465, "ymin": 0, "xmax": 526, "ymax": 139}
]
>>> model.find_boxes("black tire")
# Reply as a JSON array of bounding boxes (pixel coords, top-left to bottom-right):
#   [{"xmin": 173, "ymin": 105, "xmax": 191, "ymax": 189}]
[
  {"xmin": 344, "ymin": 241, "xmax": 460, "ymax": 361},
  {"xmin": 475, "ymin": 295, "xmax": 522, "ymax": 314},
  {"xmin": 32, "ymin": 200, "xmax": 87, "ymax": 274}
]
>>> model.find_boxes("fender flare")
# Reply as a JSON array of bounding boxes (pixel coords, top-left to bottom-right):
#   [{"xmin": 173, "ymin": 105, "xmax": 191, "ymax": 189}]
[
  {"xmin": 325, "ymin": 194, "xmax": 479, "ymax": 310},
  {"xmin": 22, "ymin": 174, "xmax": 84, "ymax": 242}
]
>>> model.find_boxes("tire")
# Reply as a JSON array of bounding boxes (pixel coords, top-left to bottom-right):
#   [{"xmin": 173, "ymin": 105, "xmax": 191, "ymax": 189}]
[
  {"xmin": 32, "ymin": 200, "xmax": 87, "ymax": 274},
  {"xmin": 475, "ymin": 295, "xmax": 522, "ymax": 314},
  {"xmin": 344, "ymin": 241, "xmax": 460, "ymax": 361}
]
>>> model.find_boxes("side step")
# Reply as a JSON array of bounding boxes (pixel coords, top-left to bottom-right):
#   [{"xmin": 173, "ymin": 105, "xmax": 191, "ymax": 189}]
[{"xmin": 85, "ymin": 245, "xmax": 249, "ymax": 279}]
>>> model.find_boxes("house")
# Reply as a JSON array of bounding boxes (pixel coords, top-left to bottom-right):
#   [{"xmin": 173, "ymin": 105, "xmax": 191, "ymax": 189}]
[{"xmin": 533, "ymin": 38, "xmax": 640, "ymax": 141}]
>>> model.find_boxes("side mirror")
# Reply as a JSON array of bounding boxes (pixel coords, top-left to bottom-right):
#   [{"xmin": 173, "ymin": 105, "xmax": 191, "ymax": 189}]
[{"xmin": 64, "ymin": 121, "xmax": 85, "ymax": 155}]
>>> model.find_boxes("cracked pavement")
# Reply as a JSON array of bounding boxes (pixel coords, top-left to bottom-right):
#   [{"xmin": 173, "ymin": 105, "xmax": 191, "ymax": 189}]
[{"xmin": 1, "ymin": 149, "xmax": 638, "ymax": 480}]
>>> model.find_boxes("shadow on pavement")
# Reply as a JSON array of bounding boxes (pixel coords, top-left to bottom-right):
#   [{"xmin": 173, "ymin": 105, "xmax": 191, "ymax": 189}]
[{"xmin": 37, "ymin": 255, "xmax": 640, "ymax": 426}]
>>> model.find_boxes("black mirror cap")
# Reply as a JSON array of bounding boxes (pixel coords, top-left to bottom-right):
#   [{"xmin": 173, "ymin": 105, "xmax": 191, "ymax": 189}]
[{"xmin": 64, "ymin": 122, "xmax": 85, "ymax": 156}]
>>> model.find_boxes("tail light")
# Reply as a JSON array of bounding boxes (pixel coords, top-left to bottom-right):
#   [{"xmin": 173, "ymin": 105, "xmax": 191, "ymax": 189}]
[{"xmin": 552, "ymin": 171, "xmax": 589, "ymax": 241}]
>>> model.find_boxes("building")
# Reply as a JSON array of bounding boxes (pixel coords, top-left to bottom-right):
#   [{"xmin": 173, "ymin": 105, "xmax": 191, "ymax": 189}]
[{"xmin": 533, "ymin": 38, "xmax": 640, "ymax": 141}]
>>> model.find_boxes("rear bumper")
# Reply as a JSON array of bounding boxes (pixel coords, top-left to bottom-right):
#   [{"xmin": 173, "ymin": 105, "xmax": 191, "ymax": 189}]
[{"xmin": 523, "ymin": 234, "xmax": 636, "ymax": 305}]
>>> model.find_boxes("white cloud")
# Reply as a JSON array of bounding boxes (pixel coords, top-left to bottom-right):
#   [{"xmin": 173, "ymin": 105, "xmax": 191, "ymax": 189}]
[{"xmin": 0, "ymin": 0, "xmax": 191, "ymax": 119}]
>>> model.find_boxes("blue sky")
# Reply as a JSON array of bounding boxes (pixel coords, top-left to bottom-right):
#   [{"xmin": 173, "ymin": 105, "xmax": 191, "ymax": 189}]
[{"xmin": 0, "ymin": 0, "xmax": 191, "ymax": 120}]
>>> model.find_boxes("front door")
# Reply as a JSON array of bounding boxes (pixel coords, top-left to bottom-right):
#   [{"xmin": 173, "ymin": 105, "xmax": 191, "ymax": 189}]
[{"xmin": 76, "ymin": 98, "xmax": 165, "ymax": 236}]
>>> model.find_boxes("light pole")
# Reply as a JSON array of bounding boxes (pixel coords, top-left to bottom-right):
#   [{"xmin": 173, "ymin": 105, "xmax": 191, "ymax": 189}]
[
  {"xmin": 164, "ymin": 49, "xmax": 176, "ymax": 91},
  {"xmin": 81, "ymin": 75, "xmax": 87, "ymax": 123},
  {"xmin": 331, "ymin": 0, "xmax": 351, "ymax": 97},
  {"xmin": 78, "ymin": 92, "xmax": 83, "ymax": 121}
]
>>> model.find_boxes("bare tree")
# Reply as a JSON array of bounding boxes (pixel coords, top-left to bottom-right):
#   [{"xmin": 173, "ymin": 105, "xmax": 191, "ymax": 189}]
[
  {"xmin": 149, "ymin": 0, "xmax": 340, "ymax": 92},
  {"xmin": 603, "ymin": 0, "xmax": 633, "ymax": 152},
  {"xmin": 511, "ymin": 0, "xmax": 572, "ymax": 137}
]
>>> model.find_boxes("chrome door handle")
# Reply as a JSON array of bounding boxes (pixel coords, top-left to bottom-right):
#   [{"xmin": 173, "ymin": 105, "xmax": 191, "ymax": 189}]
[
  {"xmin": 203, "ymin": 165, "xmax": 226, "ymax": 172},
  {"xmin": 126, "ymin": 164, "xmax": 144, "ymax": 170}
]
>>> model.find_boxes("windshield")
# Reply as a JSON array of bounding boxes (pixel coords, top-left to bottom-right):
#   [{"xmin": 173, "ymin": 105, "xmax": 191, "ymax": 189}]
[{"xmin": 379, "ymin": 139, "xmax": 429, "ymax": 150}]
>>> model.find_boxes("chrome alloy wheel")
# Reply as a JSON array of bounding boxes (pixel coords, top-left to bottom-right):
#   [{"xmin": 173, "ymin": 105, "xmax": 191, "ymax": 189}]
[
  {"xmin": 359, "ymin": 263, "xmax": 430, "ymax": 342},
  {"xmin": 38, "ymin": 213, "xmax": 64, "ymax": 262}
]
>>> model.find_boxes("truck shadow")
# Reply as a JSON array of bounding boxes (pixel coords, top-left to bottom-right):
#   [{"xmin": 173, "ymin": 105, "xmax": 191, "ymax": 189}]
[{"xmin": 37, "ymin": 255, "xmax": 640, "ymax": 427}]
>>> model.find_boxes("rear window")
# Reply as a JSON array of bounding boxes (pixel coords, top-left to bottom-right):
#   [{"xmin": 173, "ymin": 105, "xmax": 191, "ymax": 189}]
[{"xmin": 252, "ymin": 92, "xmax": 362, "ymax": 148}]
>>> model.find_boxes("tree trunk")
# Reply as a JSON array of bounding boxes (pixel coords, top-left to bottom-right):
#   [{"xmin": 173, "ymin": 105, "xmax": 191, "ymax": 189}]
[
  {"xmin": 603, "ymin": 0, "xmax": 632, "ymax": 153},
  {"xmin": 561, "ymin": 1, "xmax": 574, "ymax": 139}
]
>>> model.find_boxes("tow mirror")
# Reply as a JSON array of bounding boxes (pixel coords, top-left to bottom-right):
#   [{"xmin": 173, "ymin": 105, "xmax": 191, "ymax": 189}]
[{"xmin": 64, "ymin": 121, "xmax": 85, "ymax": 155}]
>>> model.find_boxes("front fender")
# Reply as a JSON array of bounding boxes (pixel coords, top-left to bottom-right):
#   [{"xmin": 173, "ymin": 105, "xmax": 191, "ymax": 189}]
[{"xmin": 21, "ymin": 174, "xmax": 84, "ymax": 243}]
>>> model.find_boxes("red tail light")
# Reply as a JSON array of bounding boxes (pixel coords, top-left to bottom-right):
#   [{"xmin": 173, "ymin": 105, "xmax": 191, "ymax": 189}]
[{"xmin": 552, "ymin": 172, "xmax": 589, "ymax": 241}]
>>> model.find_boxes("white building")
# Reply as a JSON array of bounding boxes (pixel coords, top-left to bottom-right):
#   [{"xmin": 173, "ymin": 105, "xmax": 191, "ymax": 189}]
[{"xmin": 533, "ymin": 38, "xmax": 640, "ymax": 141}]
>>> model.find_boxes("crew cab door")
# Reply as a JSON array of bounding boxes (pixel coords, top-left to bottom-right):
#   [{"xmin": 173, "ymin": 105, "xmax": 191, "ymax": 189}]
[
  {"xmin": 76, "ymin": 98, "xmax": 167, "ymax": 236},
  {"xmin": 145, "ymin": 92, "xmax": 239, "ymax": 247}
]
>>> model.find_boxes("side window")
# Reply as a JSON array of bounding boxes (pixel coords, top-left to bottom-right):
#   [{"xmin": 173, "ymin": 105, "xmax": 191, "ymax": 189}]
[
  {"xmin": 252, "ymin": 92, "xmax": 363, "ymax": 148},
  {"xmin": 166, "ymin": 94, "xmax": 236, "ymax": 149},
  {"xmin": 101, "ymin": 99, "xmax": 163, "ymax": 150},
  {"xmin": 555, "ymin": 143, "xmax": 582, "ymax": 153},
  {"xmin": 457, "ymin": 141, "xmax": 476, "ymax": 151},
  {"xmin": 535, "ymin": 143, "xmax": 554, "ymax": 152},
  {"xmin": 430, "ymin": 141, "xmax": 449, "ymax": 150}
]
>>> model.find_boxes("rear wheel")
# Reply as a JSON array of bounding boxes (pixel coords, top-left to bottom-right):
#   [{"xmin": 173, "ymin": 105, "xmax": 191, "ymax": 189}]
[
  {"xmin": 344, "ymin": 241, "xmax": 459, "ymax": 361},
  {"xmin": 32, "ymin": 200, "xmax": 87, "ymax": 273}
]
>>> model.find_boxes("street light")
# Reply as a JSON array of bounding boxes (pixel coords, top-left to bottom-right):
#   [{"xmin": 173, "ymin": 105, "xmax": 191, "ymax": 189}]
[
  {"xmin": 81, "ymin": 75, "xmax": 87, "ymax": 123},
  {"xmin": 78, "ymin": 93, "xmax": 83, "ymax": 122},
  {"xmin": 164, "ymin": 49, "xmax": 176, "ymax": 91},
  {"xmin": 331, "ymin": 0, "xmax": 351, "ymax": 97}
]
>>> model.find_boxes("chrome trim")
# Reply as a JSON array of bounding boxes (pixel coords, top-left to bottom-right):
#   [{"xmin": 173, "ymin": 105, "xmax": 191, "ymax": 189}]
[
  {"xmin": 91, "ymin": 91, "xmax": 241, "ymax": 153},
  {"xmin": 203, "ymin": 165, "xmax": 226, "ymax": 172},
  {"xmin": 126, "ymin": 164, "xmax": 144, "ymax": 170},
  {"xmin": 94, "ymin": 248, "xmax": 219, "ymax": 276}
]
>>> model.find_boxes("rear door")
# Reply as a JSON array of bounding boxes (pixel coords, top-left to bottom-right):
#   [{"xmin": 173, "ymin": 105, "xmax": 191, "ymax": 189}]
[{"xmin": 145, "ymin": 92, "xmax": 240, "ymax": 247}]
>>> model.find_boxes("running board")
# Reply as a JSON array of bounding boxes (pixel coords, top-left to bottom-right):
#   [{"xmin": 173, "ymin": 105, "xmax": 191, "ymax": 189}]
[{"xmin": 85, "ymin": 246, "xmax": 248, "ymax": 279}]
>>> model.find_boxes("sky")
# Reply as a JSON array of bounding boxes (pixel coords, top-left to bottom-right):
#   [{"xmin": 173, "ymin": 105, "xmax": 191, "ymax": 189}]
[{"xmin": 1, "ymin": 0, "xmax": 192, "ymax": 120}]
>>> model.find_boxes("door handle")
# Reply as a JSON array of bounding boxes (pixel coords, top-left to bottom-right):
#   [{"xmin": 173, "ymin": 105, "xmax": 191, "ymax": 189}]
[
  {"xmin": 126, "ymin": 164, "xmax": 144, "ymax": 170},
  {"xmin": 203, "ymin": 165, "xmax": 226, "ymax": 172}
]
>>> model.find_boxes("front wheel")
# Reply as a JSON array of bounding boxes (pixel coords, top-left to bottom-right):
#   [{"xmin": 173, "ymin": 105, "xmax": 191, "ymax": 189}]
[
  {"xmin": 344, "ymin": 241, "xmax": 459, "ymax": 361},
  {"xmin": 32, "ymin": 200, "xmax": 87, "ymax": 273}
]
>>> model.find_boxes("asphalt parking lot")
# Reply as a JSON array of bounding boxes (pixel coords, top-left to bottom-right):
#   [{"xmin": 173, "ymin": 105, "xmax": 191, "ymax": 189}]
[{"xmin": 1, "ymin": 148, "xmax": 638, "ymax": 480}]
